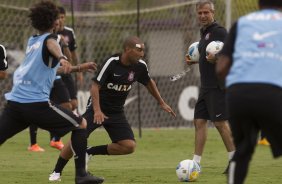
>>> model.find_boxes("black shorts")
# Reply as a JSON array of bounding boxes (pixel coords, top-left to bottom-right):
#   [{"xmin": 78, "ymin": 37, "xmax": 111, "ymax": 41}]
[
  {"xmin": 61, "ymin": 74, "xmax": 77, "ymax": 100},
  {"xmin": 0, "ymin": 101, "xmax": 82, "ymax": 144},
  {"xmin": 194, "ymin": 87, "xmax": 227, "ymax": 122},
  {"xmin": 50, "ymin": 78, "xmax": 71, "ymax": 104},
  {"xmin": 227, "ymin": 84, "xmax": 282, "ymax": 158},
  {"xmin": 83, "ymin": 108, "xmax": 135, "ymax": 143}
]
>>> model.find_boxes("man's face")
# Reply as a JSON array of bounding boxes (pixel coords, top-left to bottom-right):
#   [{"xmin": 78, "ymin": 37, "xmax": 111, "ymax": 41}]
[
  {"xmin": 197, "ymin": 4, "xmax": 214, "ymax": 27},
  {"xmin": 127, "ymin": 43, "xmax": 145, "ymax": 64},
  {"xmin": 53, "ymin": 18, "xmax": 60, "ymax": 33},
  {"xmin": 58, "ymin": 13, "xmax": 66, "ymax": 31}
]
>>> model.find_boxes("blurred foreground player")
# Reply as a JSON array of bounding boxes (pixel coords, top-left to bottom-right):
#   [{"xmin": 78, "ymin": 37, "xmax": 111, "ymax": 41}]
[{"xmin": 216, "ymin": 0, "xmax": 282, "ymax": 183}]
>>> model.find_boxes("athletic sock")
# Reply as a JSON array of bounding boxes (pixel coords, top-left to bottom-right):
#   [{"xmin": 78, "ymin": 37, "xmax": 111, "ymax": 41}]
[
  {"xmin": 193, "ymin": 155, "xmax": 201, "ymax": 163},
  {"xmin": 51, "ymin": 136, "xmax": 61, "ymax": 142},
  {"xmin": 87, "ymin": 145, "xmax": 108, "ymax": 155},
  {"xmin": 29, "ymin": 124, "xmax": 38, "ymax": 145},
  {"xmin": 228, "ymin": 151, "xmax": 235, "ymax": 161},
  {"xmin": 54, "ymin": 156, "xmax": 69, "ymax": 174},
  {"xmin": 71, "ymin": 129, "xmax": 87, "ymax": 177}
]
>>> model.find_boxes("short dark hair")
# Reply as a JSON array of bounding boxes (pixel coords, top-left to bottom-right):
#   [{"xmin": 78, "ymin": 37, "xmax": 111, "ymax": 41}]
[
  {"xmin": 58, "ymin": 6, "xmax": 66, "ymax": 15},
  {"xmin": 28, "ymin": 1, "xmax": 59, "ymax": 32},
  {"xmin": 259, "ymin": 0, "xmax": 282, "ymax": 7}
]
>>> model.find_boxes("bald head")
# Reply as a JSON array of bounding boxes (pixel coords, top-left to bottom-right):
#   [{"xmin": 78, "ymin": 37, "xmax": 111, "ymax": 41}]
[{"xmin": 123, "ymin": 36, "xmax": 144, "ymax": 51}]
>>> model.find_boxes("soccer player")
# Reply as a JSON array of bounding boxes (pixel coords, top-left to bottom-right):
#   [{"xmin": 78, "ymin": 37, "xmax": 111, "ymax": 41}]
[
  {"xmin": 57, "ymin": 6, "xmax": 82, "ymax": 113},
  {"xmin": 0, "ymin": 44, "xmax": 8, "ymax": 71},
  {"xmin": 48, "ymin": 35, "xmax": 176, "ymax": 181},
  {"xmin": 185, "ymin": 0, "xmax": 235, "ymax": 174},
  {"xmin": 27, "ymin": 15, "xmax": 96, "ymax": 151},
  {"xmin": 216, "ymin": 0, "xmax": 282, "ymax": 183},
  {"xmin": 0, "ymin": 1, "xmax": 103, "ymax": 184}
]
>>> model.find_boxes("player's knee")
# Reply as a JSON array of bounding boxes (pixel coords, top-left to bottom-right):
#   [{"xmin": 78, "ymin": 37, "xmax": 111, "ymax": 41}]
[
  {"xmin": 123, "ymin": 140, "xmax": 136, "ymax": 154},
  {"xmin": 79, "ymin": 118, "xmax": 87, "ymax": 129}
]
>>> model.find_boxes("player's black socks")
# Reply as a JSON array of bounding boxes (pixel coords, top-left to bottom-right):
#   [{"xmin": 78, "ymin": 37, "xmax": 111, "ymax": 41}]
[
  {"xmin": 50, "ymin": 132, "xmax": 61, "ymax": 141},
  {"xmin": 87, "ymin": 145, "xmax": 108, "ymax": 155},
  {"xmin": 54, "ymin": 156, "xmax": 69, "ymax": 174},
  {"xmin": 71, "ymin": 129, "xmax": 87, "ymax": 176},
  {"xmin": 29, "ymin": 124, "xmax": 38, "ymax": 145}
]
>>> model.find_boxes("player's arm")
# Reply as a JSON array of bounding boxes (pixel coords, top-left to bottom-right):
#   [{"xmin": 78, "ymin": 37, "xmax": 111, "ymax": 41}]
[
  {"xmin": 206, "ymin": 27, "xmax": 227, "ymax": 63},
  {"xmin": 60, "ymin": 35, "xmax": 73, "ymax": 64},
  {"xmin": 216, "ymin": 22, "xmax": 237, "ymax": 80},
  {"xmin": 146, "ymin": 79, "xmax": 176, "ymax": 117},
  {"xmin": 90, "ymin": 81, "xmax": 108, "ymax": 124},
  {"xmin": 58, "ymin": 62, "xmax": 97, "ymax": 74},
  {"xmin": 46, "ymin": 38, "xmax": 71, "ymax": 74}
]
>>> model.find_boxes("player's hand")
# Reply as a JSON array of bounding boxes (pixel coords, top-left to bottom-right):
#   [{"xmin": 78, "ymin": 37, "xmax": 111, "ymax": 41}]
[
  {"xmin": 206, "ymin": 53, "xmax": 216, "ymax": 64},
  {"xmin": 60, "ymin": 59, "xmax": 72, "ymax": 74},
  {"xmin": 93, "ymin": 110, "xmax": 108, "ymax": 124},
  {"xmin": 80, "ymin": 62, "xmax": 97, "ymax": 72},
  {"xmin": 160, "ymin": 102, "xmax": 176, "ymax": 117},
  {"xmin": 185, "ymin": 55, "xmax": 198, "ymax": 65}
]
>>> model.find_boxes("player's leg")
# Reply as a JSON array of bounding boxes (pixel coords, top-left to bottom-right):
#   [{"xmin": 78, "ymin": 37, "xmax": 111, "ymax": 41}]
[
  {"xmin": 256, "ymin": 85, "xmax": 282, "ymax": 157},
  {"xmin": 193, "ymin": 119, "xmax": 208, "ymax": 163},
  {"xmin": 28, "ymin": 124, "xmax": 45, "ymax": 152},
  {"xmin": 32, "ymin": 102, "xmax": 103, "ymax": 184},
  {"xmin": 208, "ymin": 88, "xmax": 235, "ymax": 173},
  {"xmin": 49, "ymin": 105, "xmax": 101, "ymax": 181},
  {"xmin": 0, "ymin": 101, "xmax": 30, "ymax": 145},
  {"xmin": 49, "ymin": 78, "xmax": 72, "ymax": 150},
  {"xmin": 87, "ymin": 113, "xmax": 136, "ymax": 156},
  {"xmin": 226, "ymin": 84, "xmax": 260, "ymax": 184},
  {"xmin": 192, "ymin": 88, "xmax": 209, "ymax": 164}
]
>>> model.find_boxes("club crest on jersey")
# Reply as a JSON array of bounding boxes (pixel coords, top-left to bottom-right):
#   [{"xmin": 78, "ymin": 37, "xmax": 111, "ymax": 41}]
[
  {"xmin": 128, "ymin": 71, "xmax": 135, "ymax": 81},
  {"xmin": 205, "ymin": 33, "xmax": 210, "ymax": 40}
]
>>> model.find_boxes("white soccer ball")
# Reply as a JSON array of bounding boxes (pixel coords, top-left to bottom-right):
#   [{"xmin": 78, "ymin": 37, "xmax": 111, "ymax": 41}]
[
  {"xmin": 186, "ymin": 42, "xmax": 199, "ymax": 62},
  {"xmin": 206, "ymin": 41, "xmax": 224, "ymax": 56},
  {"xmin": 176, "ymin": 159, "xmax": 201, "ymax": 182}
]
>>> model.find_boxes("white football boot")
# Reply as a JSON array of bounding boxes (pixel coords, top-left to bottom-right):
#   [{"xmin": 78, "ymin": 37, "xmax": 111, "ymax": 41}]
[{"xmin": 49, "ymin": 171, "xmax": 61, "ymax": 181}]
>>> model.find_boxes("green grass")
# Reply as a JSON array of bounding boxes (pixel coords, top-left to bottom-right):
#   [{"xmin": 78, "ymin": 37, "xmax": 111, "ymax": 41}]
[{"xmin": 0, "ymin": 128, "xmax": 281, "ymax": 184}]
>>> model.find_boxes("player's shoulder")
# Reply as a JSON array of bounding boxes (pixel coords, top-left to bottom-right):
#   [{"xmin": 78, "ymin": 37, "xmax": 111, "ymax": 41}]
[
  {"xmin": 101, "ymin": 53, "xmax": 121, "ymax": 68},
  {"xmin": 63, "ymin": 26, "xmax": 76, "ymax": 37},
  {"xmin": 138, "ymin": 59, "xmax": 148, "ymax": 67},
  {"xmin": 64, "ymin": 26, "xmax": 74, "ymax": 33}
]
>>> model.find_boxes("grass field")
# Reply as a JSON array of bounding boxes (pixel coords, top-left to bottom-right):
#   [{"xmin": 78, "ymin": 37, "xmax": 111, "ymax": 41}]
[{"xmin": 0, "ymin": 128, "xmax": 281, "ymax": 184}]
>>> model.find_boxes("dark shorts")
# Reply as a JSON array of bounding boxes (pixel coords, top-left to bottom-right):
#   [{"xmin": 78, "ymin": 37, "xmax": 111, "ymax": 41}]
[
  {"xmin": 83, "ymin": 108, "xmax": 135, "ymax": 143},
  {"xmin": 50, "ymin": 78, "xmax": 71, "ymax": 104},
  {"xmin": 227, "ymin": 84, "xmax": 282, "ymax": 158},
  {"xmin": 0, "ymin": 101, "xmax": 83, "ymax": 144},
  {"xmin": 194, "ymin": 87, "xmax": 227, "ymax": 122},
  {"xmin": 61, "ymin": 74, "xmax": 77, "ymax": 100}
]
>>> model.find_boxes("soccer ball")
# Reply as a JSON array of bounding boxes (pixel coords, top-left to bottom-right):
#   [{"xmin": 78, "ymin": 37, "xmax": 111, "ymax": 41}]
[
  {"xmin": 176, "ymin": 159, "xmax": 201, "ymax": 182},
  {"xmin": 206, "ymin": 41, "xmax": 224, "ymax": 56},
  {"xmin": 186, "ymin": 42, "xmax": 199, "ymax": 62}
]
